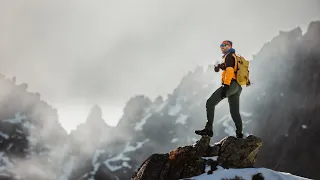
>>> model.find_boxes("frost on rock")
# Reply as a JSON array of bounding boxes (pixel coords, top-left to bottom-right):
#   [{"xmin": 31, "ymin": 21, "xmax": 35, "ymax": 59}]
[
  {"xmin": 175, "ymin": 114, "xmax": 188, "ymax": 125},
  {"xmin": 104, "ymin": 139, "xmax": 149, "ymax": 172},
  {"xmin": 168, "ymin": 104, "xmax": 182, "ymax": 116}
]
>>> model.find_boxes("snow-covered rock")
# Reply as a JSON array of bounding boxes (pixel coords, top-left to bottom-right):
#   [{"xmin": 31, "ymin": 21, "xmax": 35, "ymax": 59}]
[{"xmin": 191, "ymin": 167, "xmax": 310, "ymax": 180}]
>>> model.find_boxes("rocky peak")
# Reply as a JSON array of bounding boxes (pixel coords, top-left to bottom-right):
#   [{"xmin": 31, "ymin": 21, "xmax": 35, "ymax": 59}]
[
  {"xmin": 70, "ymin": 104, "xmax": 112, "ymax": 149},
  {"xmin": 117, "ymin": 95, "xmax": 152, "ymax": 131},
  {"xmin": 304, "ymin": 21, "xmax": 320, "ymax": 42},
  {"xmin": 153, "ymin": 96, "xmax": 164, "ymax": 105},
  {"xmin": 85, "ymin": 104, "xmax": 106, "ymax": 128},
  {"xmin": 132, "ymin": 135, "xmax": 262, "ymax": 180}
]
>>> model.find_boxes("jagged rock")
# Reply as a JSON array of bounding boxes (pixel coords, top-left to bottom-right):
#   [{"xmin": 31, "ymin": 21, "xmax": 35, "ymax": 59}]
[
  {"xmin": 213, "ymin": 135, "xmax": 262, "ymax": 168},
  {"xmin": 131, "ymin": 136, "xmax": 210, "ymax": 180},
  {"xmin": 132, "ymin": 135, "xmax": 262, "ymax": 180}
]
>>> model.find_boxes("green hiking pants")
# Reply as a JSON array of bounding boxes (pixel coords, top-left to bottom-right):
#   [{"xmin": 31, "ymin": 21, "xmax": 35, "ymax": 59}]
[{"xmin": 205, "ymin": 79, "xmax": 243, "ymax": 134}]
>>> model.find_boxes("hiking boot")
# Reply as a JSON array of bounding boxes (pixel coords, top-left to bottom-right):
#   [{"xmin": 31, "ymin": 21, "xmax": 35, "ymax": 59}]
[
  {"xmin": 236, "ymin": 132, "xmax": 243, "ymax": 138},
  {"xmin": 195, "ymin": 128, "xmax": 213, "ymax": 137}
]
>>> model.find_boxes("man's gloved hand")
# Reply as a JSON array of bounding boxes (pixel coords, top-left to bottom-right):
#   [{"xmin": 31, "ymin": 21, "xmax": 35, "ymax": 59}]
[
  {"xmin": 214, "ymin": 65, "xmax": 220, "ymax": 72},
  {"xmin": 221, "ymin": 84, "xmax": 229, "ymax": 99}
]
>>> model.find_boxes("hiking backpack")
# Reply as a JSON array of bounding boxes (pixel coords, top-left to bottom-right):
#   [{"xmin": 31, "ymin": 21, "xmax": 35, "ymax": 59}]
[{"xmin": 233, "ymin": 54, "xmax": 251, "ymax": 86}]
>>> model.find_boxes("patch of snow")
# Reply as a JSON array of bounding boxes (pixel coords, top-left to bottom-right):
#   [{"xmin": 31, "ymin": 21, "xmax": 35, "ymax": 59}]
[
  {"xmin": 15, "ymin": 130, "xmax": 23, "ymax": 134},
  {"xmin": 122, "ymin": 162, "xmax": 132, "ymax": 169},
  {"xmin": 6, "ymin": 144, "xmax": 13, "ymax": 151},
  {"xmin": 217, "ymin": 112, "xmax": 252, "ymax": 135},
  {"xmin": 22, "ymin": 121, "xmax": 35, "ymax": 130},
  {"xmin": 203, "ymin": 164, "xmax": 211, "ymax": 173},
  {"xmin": 121, "ymin": 156, "xmax": 130, "ymax": 161},
  {"xmin": 104, "ymin": 139, "xmax": 149, "ymax": 172},
  {"xmin": 243, "ymin": 119, "xmax": 252, "ymax": 125},
  {"xmin": 202, "ymin": 156, "xmax": 218, "ymax": 161},
  {"xmin": 156, "ymin": 102, "xmax": 167, "ymax": 112},
  {"xmin": 168, "ymin": 104, "xmax": 182, "ymax": 116},
  {"xmin": 0, "ymin": 132, "xmax": 9, "ymax": 140},
  {"xmin": 0, "ymin": 152, "xmax": 14, "ymax": 172},
  {"xmin": 80, "ymin": 173, "xmax": 88, "ymax": 179},
  {"xmin": 171, "ymin": 138, "xmax": 179, "ymax": 143},
  {"xmin": 134, "ymin": 113, "xmax": 152, "ymax": 131},
  {"xmin": 59, "ymin": 156, "xmax": 75, "ymax": 180},
  {"xmin": 222, "ymin": 119, "xmax": 235, "ymax": 136},
  {"xmin": 26, "ymin": 136, "xmax": 38, "ymax": 145},
  {"xmin": 88, "ymin": 149, "xmax": 105, "ymax": 180},
  {"xmin": 244, "ymin": 133, "xmax": 250, "ymax": 137},
  {"xmin": 124, "ymin": 139, "xmax": 149, "ymax": 153},
  {"xmin": 302, "ymin": 125, "xmax": 307, "ymax": 129},
  {"xmin": 189, "ymin": 167, "xmax": 311, "ymax": 180},
  {"xmin": 191, "ymin": 137, "xmax": 198, "ymax": 142},
  {"xmin": 176, "ymin": 114, "xmax": 188, "ymax": 125},
  {"xmin": 216, "ymin": 114, "xmax": 230, "ymax": 124},
  {"xmin": 240, "ymin": 111, "xmax": 253, "ymax": 117},
  {"xmin": 3, "ymin": 112, "xmax": 27, "ymax": 124},
  {"xmin": 92, "ymin": 149, "xmax": 105, "ymax": 164}
]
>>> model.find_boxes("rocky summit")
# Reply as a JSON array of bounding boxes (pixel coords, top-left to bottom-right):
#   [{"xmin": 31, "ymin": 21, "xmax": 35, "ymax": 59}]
[{"xmin": 132, "ymin": 135, "xmax": 262, "ymax": 180}]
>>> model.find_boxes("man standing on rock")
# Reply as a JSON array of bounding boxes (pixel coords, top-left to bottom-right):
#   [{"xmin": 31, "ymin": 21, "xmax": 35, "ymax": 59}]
[{"xmin": 195, "ymin": 40, "xmax": 244, "ymax": 138}]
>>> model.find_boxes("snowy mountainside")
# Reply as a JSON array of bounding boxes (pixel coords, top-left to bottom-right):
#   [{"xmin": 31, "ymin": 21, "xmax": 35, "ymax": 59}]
[
  {"xmin": 0, "ymin": 75, "xmax": 68, "ymax": 179},
  {"xmin": 190, "ymin": 166, "xmax": 311, "ymax": 180}
]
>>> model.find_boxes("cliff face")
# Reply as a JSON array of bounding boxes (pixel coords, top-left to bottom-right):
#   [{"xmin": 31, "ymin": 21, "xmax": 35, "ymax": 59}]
[
  {"xmin": 249, "ymin": 21, "xmax": 320, "ymax": 178},
  {"xmin": 0, "ymin": 75, "xmax": 68, "ymax": 179}
]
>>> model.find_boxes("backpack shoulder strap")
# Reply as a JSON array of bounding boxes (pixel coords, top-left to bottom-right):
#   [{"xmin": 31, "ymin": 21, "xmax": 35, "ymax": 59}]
[{"xmin": 232, "ymin": 53, "xmax": 238, "ymax": 72}]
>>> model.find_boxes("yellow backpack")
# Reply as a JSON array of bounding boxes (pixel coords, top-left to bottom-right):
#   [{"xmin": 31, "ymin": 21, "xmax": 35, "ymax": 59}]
[{"xmin": 233, "ymin": 54, "xmax": 251, "ymax": 86}]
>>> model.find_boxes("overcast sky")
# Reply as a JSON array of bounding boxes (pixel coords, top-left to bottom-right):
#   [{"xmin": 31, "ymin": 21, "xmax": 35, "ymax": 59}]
[{"xmin": 0, "ymin": 0, "xmax": 319, "ymax": 133}]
